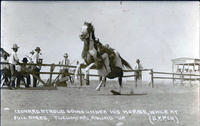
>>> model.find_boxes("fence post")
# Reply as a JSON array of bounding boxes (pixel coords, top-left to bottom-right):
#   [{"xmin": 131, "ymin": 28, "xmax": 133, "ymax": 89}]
[
  {"xmin": 79, "ymin": 67, "xmax": 83, "ymax": 86},
  {"xmin": 189, "ymin": 71, "xmax": 191, "ymax": 86},
  {"xmin": 49, "ymin": 64, "xmax": 54, "ymax": 86},
  {"xmin": 172, "ymin": 73, "xmax": 175, "ymax": 87},
  {"xmin": 180, "ymin": 72, "xmax": 183, "ymax": 85},
  {"xmin": 150, "ymin": 69, "xmax": 154, "ymax": 88},
  {"xmin": 133, "ymin": 72, "xmax": 135, "ymax": 88}
]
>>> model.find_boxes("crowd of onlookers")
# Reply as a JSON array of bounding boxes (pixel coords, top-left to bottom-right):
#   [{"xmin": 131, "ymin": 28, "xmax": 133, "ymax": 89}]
[{"xmin": 1, "ymin": 44, "xmax": 72, "ymax": 89}]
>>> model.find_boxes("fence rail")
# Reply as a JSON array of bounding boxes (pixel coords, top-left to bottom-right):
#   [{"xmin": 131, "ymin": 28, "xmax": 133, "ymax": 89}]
[
  {"xmin": 150, "ymin": 69, "xmax": 200, "ymax": 87},
  {"xmin": 4, "ymin": 61, "xmax": 198, "ymax": 88},
  {"xmin": 0, "ymin": 62, "xmax": 137, "ymax": 87}
]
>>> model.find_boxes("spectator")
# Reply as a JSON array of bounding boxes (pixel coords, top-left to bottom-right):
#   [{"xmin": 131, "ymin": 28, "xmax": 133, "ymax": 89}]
[
  {"xmin": 32, "ymin": 47, "xmax": 43, "ymax": 87},
  {"xmin": 134, "ymin": 59, "xmax": 143, "ymax": 80},
  {"xmin": 17, "ymin": 58, "xmax": 31, "ymax": 88},
  {"xmin": 1, "ymin": 53, "xmax": 11, "ymax": 88},
  {"xmin": 26, "ymin": 50, "xmax": 35, "ymax": 63},
  {"xmin": 59, "ymin": 53, "xmax": 73, "ymax": 84},
  {"xmin": 9, "ymin": 44, "xmax": 20, "ymax": 89}
]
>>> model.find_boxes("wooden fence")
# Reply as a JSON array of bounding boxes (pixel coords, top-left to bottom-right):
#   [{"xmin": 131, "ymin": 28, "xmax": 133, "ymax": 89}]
[
  {"xmin": 2, "ymin": 62, "xmax": 199, "ymax": 88},
  {"xmin": 150, "ymin": 69, "xmax": 200, "ymax": 87},
  {"xmin": 0, "ymin": 62, "xmax": 139, "ymax": 87}
]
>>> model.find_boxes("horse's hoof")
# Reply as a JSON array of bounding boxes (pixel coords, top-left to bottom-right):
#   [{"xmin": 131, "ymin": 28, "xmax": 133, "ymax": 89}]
[{"xmin": 96, "ymin": 87, "xmax": 100, "ymax": 91}]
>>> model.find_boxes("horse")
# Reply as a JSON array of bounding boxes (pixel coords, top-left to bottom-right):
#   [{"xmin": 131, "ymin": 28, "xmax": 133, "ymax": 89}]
[{"xmin": 75, "ymin": 22, "xmax": 133, "ymax": 94}]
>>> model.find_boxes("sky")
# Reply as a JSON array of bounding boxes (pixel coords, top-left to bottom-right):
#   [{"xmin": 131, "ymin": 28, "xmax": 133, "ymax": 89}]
[{"xmin": 1, "ymin": 1, "xmax": 199, "ymax": 80}]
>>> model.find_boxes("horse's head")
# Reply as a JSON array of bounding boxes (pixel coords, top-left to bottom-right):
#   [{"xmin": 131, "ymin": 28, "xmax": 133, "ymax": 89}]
[
  {"xmin": 80, "ymin": 22, "xmax": 99, "ymax": 65},
  {"xmin": 80, "ymin": 22, "xmax": 95, "ymax": 40}
]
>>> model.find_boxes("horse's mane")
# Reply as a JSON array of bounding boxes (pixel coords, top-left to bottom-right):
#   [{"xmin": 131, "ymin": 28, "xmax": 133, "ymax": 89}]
[{"xmin": 85, "ymin": 23, "xmax": 98, "ymax": 49}]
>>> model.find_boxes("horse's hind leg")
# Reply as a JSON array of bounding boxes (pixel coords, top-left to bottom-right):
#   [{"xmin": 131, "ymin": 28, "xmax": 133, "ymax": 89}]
[
  {"xmin": 118, "ymin": 76, "xmax": 123, "ymax": 93},
  {"xmin": 118, "ymin": 77, "xmax": 122, "ymax": 87},
  {"xmin": 103, "ymin": 77, "xmax": 106, "ymax": 87}
]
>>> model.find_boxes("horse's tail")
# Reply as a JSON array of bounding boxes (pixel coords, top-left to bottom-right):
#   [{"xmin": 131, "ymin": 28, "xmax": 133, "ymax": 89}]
[{"xmin": 120, "ymin": 56, "xmax": 133, "ymax": 70}]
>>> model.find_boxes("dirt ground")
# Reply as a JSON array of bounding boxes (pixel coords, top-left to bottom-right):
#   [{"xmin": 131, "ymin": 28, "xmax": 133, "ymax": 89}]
[{"xmin": 1, "ymin": 80, "xmax": 199, "ymax": 126}]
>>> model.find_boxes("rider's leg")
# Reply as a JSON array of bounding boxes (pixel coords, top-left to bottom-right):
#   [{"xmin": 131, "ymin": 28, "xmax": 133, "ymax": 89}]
[
  {"xmin": 102, "ymin": 53, "xmax": 111, "ymax": 71},
  {"xmin": 113, "ymin": 51, "xmax": 123, "ymax": 68}
]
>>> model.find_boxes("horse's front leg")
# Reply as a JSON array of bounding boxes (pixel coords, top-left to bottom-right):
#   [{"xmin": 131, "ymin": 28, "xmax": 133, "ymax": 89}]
[
  {"xmin": 96, "ymin": 76, "xmax": 105, "ymax": 91},
  {"xmin": 84, "ymin": 62, "xmax": 95, "ymax": 79}
]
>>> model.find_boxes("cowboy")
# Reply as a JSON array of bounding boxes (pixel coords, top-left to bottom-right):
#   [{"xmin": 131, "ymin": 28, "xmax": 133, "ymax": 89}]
[
  {"xmin": 59, "ymin": 53, "xmax": 73, "ymax": 84},
  {"xmin": 60, "ymin": 53, "xmax": 70, "ymax": 69},
  {"xmin": 17, "ymin": 58, "xmax": 31, "ymax": 88},
  {"xmin": 1, "ymin": 53, "xmax": 11, "ymax": 88},
  {"xmin": 100, "ymin": 44, "xmax": 123, "ymax": 79},
  {"xmin": 26, "ymin": 50, "xmax": 34, "ymax": 63},
  {"xmin": 134, "ymin": 59, "xmax": 143, "ymax": 80},
  {"xmin": 103, "ymin": 44, "xmax": 116, "ymax": 67},
  {"xmin": 32, "ymin": 47, "xmax": 43, "ymax": 87},
  {"xmin": 9, "ymin": 44, "xmax": 20, "ymax": 89}
]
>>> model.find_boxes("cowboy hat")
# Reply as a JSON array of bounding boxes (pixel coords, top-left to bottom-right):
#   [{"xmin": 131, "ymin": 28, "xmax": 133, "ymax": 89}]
[
  {"xmin": 64, "ymin": 53, "xmax": 68, "ymax": 57},
  {"xmin": 30, "ymin": 50, "xmax": 34, "ymax": 54},
  {"xmin": 22, "ymin": 57, "xmax": 28, "ymax": 63},
  {"xmin": 136, "ymin": 59, "xmax": 140, "ymax": 63},
  {"xmin": 35, "ymin": 47, "xmax": 41, "ymax": 51},
  {"xmin": 12, "ymin": 44, "xmax": 19, "ymax": 49}
]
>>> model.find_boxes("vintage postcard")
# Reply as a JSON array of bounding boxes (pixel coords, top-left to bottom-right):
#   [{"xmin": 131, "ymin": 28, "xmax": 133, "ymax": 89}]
[{"xmin": 1, "ymin": 1, "xmax": 199, "ymax": 126}]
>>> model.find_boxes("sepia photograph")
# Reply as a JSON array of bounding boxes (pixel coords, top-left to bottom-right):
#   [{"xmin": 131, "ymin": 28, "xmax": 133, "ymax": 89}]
[{"xmin": 1, "ymin": 1, "xmax": 199, "ymax": 126}]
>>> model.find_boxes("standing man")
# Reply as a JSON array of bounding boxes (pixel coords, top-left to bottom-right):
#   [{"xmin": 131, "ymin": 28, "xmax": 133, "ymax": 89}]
[
  {"xmin": 59, "ymin": 53, "xmax": 73, "ymax": 84},
  {"xmin": 134, "ymin": 59, "xmax": 143, "ymax": 80},
  {"xmin": 32, "ymin": 47, "xmax": 42, "ymax": 87},
  {"xmin": 1, "ymin": 53, "xmax": 11, "ymax": 88},
  {"xmin": 26, "ymin": 50, "xmax": 35, "ymax": 63},
  {"xmin": 60, "ymin": 53, "xmax": 70, "ymax": 69},
  {"xmin": 9, "ymin": 44, "xmax": 20, "ymax": 89}
]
